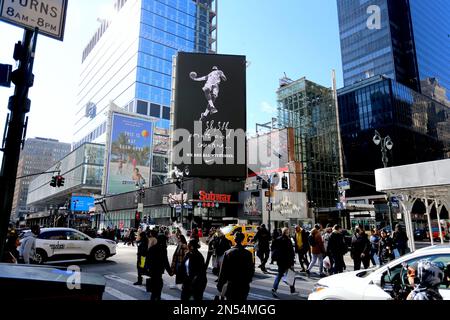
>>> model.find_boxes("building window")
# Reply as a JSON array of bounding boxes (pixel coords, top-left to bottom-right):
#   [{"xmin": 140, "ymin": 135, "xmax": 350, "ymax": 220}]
[
  {"xmin": 150, "ymin": 103, "xmax": 161, "ymax": 118},
  {"xmin": 137, "ymin": 100, "xmax": 148, "ymax": 116},
  {"xmin": 162, "ymin": 106, "xmax": 170, "ymax": 120}
]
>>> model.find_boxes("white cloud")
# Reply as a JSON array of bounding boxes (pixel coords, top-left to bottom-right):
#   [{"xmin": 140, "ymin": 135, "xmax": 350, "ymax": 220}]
[{"xmin": 260, "ymin": 101, "xmax": 277, "ymax": 114}]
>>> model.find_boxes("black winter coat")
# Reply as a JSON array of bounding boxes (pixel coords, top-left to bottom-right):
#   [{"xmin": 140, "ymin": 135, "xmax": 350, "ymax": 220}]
[
  {"xmin": 178, "ymin": 250, "xmax": 207, "ymax": 290},
  {"xmin": 271, "ymin": 235, "xmax": 295, "ymax": 270},
  {"xmin": 145, "ymin": 242, "xmax": 171, "ymax": 277},
  {"xmin": 217, "ymin": 245, "xmax": 254, "ymax": 294},
  {"xmin": 327, "ymin": 231, "xmax": 347, "ymax": 257},
  {"xmin": 215, "ymin": 236, "xmax": 232, "ymax": 257},
  {"xmin": 253, "ymin": 227, "xmax": 271, "ymax": 251}
]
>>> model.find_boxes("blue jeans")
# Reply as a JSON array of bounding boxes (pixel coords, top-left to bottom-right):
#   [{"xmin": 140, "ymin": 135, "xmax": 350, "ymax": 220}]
[{"xmin": 273, "ymin": 266, "xmax": 288, "ymax": 291}]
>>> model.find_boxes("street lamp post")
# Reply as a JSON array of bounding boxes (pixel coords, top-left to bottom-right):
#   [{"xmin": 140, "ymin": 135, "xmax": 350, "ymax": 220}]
[{"xmin": 373, "ymin": 130, "xmax": 394, "ymax": 230}]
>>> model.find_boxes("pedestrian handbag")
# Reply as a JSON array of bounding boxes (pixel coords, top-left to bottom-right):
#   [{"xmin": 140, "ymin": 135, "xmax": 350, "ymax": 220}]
[
  {"xmin": 139, "ymin": 256, "xmax": 146, "ymax": 269},
  {"xmin": 282, "ymin": 268, "xmax": 296, "ymax": 287}
]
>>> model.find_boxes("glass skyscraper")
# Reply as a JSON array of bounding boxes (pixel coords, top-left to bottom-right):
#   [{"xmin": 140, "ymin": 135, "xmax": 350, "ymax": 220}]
[
  {"xmin": 338, "ymin": 75, "xmax": 450, "ymax": 196},
  {"xmin": 73, "ymin": 0, "xmax": 217, "ymax": 186},
  {"xmin": 277, "ymin": 77, "xmax": 340, "ymax": 208},
  {"xmin": 337, "ymin": 0, "xmax": 450, "ymax": 103}
]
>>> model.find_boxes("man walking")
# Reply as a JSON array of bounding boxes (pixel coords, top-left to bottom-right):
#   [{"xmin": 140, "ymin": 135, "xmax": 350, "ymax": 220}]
[
  {"xmin": 293, "ymin": 225, "xmax": 309, "ymax": 272},
  {"xmin": 271, "ymin": 228, "xmax": 296, "ymax": 297},
  {"xmin": 19, "ymin": 225, "xmax": 40, "ymax": 264},
  {"xmin": 327, "ymin": 225, "xmax": 348, "ymax": 274},
  {"xmin": 253, "ymin": 224, "xmax": 271, "ymax": 272},
  {"xmin": 306, "ymin": 224, "xmax": 326, "ymax": 277},
  {"xmin": 217, "ymin": 232, "xmax": 254, "ymax": 301}
]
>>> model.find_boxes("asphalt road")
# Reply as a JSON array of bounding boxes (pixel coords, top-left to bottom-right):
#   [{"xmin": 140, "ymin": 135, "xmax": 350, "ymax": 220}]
[{"xmin": 47, "ymin": 239, "xmax": 440, "ymax": 301}]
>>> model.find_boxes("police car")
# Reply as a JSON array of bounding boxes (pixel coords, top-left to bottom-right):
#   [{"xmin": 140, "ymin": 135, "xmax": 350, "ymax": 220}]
[{"xmin": 23, "ymin": 228, "xmax": 117, "ymax": 264}]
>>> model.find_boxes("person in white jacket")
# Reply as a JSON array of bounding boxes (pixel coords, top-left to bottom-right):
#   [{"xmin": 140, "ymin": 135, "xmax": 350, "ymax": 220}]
[{"xmin": 19, "ymin": 225, "xmax": 40, "ymax": 264}]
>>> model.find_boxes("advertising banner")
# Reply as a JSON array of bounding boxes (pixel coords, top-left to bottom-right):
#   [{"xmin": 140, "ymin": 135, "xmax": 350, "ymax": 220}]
[
  {"xmin": 172, "ymin": 52, "xmax": 247, "ymax": 178},
  {"xmin": 70, "ymin": 196, "xmax": 95, "ymax": 212},
  {"xmin": 105, "ymin": 113, "xmax": 153, "ymax": 195}
]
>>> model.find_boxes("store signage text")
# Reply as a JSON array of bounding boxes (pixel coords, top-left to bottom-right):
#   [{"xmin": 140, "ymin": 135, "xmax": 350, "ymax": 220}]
[{"xmin": 199, "ymin": 191, "xmax": 231, "ymax": 203}]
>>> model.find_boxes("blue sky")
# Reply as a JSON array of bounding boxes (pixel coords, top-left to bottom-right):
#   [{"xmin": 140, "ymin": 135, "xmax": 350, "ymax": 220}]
[{"xmin": 0, "ymin": 0, "xmax": 343, "ymax": 145}]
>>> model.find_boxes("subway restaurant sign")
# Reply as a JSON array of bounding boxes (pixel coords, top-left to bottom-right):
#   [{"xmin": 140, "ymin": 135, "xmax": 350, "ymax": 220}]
[{"xmin": 0, "ymin": 0, "xmax": 68, "ymax": 40}]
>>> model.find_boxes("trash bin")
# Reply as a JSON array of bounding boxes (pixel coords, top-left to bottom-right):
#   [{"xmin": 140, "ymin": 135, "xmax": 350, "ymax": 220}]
[{"xmin": 0, "ymin": 263, "xmax": 106, "ymax": 300}]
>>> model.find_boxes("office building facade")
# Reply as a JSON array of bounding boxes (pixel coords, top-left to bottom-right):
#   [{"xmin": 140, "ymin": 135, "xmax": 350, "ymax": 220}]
[
  {"xmin": 277, "ymin": 77, "xmax": 341, "ymax": 209},
  {"xmin": 11, "ymin": 138, "xmax": 71, "ymax": 221},
  {"xmin": 338, "ymin": 76, "xmax": 450, "ymax": 197},
  {"xmin": 337, "ymin": 0, "xmax": 449, "ymax": 103},
  {"xmin": 27, "ymin": 143, "xmax": 105, "ymax": 214},
  {"xmin": 74, "ymin": 0, "xmax": 217, "ymax": 187}
]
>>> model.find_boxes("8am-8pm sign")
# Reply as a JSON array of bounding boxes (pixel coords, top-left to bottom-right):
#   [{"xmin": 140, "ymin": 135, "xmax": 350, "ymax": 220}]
[{"xmin": 0, "ymin": 0, "xmax": 68, "ymax": 40}]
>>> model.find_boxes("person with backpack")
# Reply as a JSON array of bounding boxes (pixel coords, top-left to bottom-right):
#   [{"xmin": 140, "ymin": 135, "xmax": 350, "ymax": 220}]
[{"xmin": 306, "ymin": 224, "xmax": 326, "ymax": 277}]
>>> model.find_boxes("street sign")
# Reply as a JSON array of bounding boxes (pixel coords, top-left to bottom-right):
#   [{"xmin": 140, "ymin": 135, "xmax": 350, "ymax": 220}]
[
  {"xmin": 337, "ymin": 178, "xmax": 350, "ymax": 190},
  {"xmin": 266, "ymin": 202, "xmax": 272, "ymax": 211},
  {"xmin": 175, "ymin": 206, "xmax": 182, "ymax": 214},
  {"xmin": 137, "ymin": 203, "xmax": 144, "ymax": 213},
  {"xmin": 0, "ymin": 0, "xmax": 68, "ymax": 41}
]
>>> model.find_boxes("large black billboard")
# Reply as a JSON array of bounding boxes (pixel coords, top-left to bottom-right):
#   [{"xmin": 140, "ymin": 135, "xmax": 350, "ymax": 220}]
[{"xmin": 172, "ymin": 52, "xmax": 247, "ymax": 178}]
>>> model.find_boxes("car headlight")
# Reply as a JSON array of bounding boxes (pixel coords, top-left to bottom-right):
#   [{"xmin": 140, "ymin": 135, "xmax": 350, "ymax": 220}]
[{"xmin": 312, "ymin": 284, "xmax": 328, "ymax": 293}]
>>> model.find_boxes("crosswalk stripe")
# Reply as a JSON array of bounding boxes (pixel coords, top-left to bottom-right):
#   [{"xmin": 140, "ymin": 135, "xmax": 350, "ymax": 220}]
[
  {"xmin": 105, "ymin": 274, "xmax": 178, "ymax": 300},
  {"xmin": 104, "ymin": 287, "xmax": 137, "ymax": 300}
]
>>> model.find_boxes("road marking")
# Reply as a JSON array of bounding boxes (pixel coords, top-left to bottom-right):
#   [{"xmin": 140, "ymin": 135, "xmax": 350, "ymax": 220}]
[
  {"xmin": 104, "ymin": 287, "xmax": 137, "ymax": 300},
  {"xmin": 105, "ymin": 274, "xmax": 178, "ymax": 300}
]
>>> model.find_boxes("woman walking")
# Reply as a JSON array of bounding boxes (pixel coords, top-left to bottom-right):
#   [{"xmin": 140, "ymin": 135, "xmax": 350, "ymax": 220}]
[
  {"xmin": 171, "ymin": 235, "xmax": 188, "ymax": 288},
  {"xmin": 180, "ymin": 239, "xmax": 207, "ymax": 301},
  {"xmin": 134, "ymin": 231, "xmax": 148, "ymax": 285}
]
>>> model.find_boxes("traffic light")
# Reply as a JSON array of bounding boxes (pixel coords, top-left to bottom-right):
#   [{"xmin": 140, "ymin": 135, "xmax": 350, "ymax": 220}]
[
  {"xmin": 56, "ymin": 175, "xmax": 65, "ymax": 187},
  {"xmin": 50, "ymin": 176, "xmax": 57, "ymax": 187},
  {"xmin": 282, "ymin": 176, "xmax": 289, "ymax": 189}
]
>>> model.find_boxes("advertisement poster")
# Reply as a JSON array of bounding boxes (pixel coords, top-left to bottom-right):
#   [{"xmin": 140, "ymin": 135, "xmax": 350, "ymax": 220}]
[
  {"xmin": 106, "ymin": 113, "xmax": 153, "ymax": 195},
  {"xmin": 71, "ymin": 196, "xmax": 95, "ymax": 212},
  {"xmin": 173, "ymin": 52, "xmax": 247, "ymax": 178}
]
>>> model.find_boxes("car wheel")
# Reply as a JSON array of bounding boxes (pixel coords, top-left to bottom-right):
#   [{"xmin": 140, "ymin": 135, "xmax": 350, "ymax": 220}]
[
  {"xmin": 91, "ymin": 246, "xmax": 109, "ymax": 262},
  {"xmin": 34, "ymin": 249, "xmax": 47, "ymax": 264}
]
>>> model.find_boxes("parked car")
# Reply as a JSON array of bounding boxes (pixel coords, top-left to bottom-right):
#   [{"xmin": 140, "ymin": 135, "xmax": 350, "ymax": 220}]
[
  {"xmin": 309, "ymin": 245, "xmax": 450, "ymax": 300},
  {"xmin": 19, "ymin": 227, "xmax": 117, "ymax": 264}
]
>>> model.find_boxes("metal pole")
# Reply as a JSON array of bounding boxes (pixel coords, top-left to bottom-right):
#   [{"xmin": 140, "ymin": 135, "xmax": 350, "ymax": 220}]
[
  {"xmin": 0, "ymin": 29, "xmax": 37, "ymax": 258},
  {"xmin": 332, "ymin": 70, "xmax": 344, "ymax": 179},
  {"xmin": 424, "ymin": 195, "xmax": 434, "ymax": 246}
]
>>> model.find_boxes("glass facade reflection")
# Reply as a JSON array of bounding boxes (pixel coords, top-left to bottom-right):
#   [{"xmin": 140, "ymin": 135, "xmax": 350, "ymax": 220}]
[
  {"xmin": 338, "ymin": 76, "xmax": 450, "ymax": 196},
  {"xmin": 337, "ymin": 0, "xmax": 449, "ymax": 104},
  {"xmin": 409, "ymin": 0, "xmax": 450, "ymax": 103},
  {"xmin": 277, "ymin": 78, "xmax": 340, "ymax": 208},
  {"xmin": 74, "ymin": 0, "xmax": 217, "ymax": 187},
  {"xmin": 27, "ymin": 143, "xmax": 106, "ymax": 208}
]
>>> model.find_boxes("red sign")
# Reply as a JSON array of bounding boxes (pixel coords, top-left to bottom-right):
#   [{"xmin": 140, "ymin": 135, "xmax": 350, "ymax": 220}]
[{"xmin": 199, "ymin": 191, "xmax": 231, "ymax": 203}]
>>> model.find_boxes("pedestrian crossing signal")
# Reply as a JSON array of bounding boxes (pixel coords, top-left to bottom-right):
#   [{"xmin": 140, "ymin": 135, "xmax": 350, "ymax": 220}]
[{"xmin": 282, "ymin": 176, "xmax": 288, "ymax": 189}]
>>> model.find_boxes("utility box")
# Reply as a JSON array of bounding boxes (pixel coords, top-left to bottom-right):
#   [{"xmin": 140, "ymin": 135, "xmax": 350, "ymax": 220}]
[{"xmin": 0, "ymin": 264, "xmax": 106, "ymax": 300}]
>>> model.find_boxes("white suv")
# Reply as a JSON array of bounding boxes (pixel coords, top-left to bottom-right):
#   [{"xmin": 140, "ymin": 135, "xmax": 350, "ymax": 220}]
[
  {"xmin": 309, "ymin": 245, "xmax": 450, "ymax": 300},
  {"xmin": 27, "ymin": 228, "xmax": 117, "ymax": 264}
]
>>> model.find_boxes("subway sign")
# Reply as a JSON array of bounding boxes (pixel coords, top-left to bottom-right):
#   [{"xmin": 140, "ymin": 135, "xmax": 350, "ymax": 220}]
[{"xmin": 0, "ymin": 0, "xmax": 68, "ymax": 41}]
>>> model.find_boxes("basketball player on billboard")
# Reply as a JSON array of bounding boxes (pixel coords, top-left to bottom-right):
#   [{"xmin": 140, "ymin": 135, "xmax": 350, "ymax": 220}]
[{"xmin": 189, "ymin": 66, "xmax": 227, "ymax": 121}]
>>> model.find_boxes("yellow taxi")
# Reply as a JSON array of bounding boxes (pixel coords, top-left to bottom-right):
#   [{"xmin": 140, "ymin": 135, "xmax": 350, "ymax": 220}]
[
  {"xmin": 220, "ymin": 224, "xmax": 258, "ymax": 246},
  {"xmin": 220, "ymin": 224, "xmax": 258, "ymax": 263}
]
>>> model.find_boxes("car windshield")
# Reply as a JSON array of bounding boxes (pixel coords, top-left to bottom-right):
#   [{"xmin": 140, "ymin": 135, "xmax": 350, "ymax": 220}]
[{"xmin": 358, "ymin": 249, "xmax": 421, "ymax": 278}]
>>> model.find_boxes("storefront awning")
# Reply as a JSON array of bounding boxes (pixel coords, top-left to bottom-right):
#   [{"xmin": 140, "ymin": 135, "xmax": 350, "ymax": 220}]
[{"xmin": 375, "ymin": 159, "xmax": 450, "ymax": 251}]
